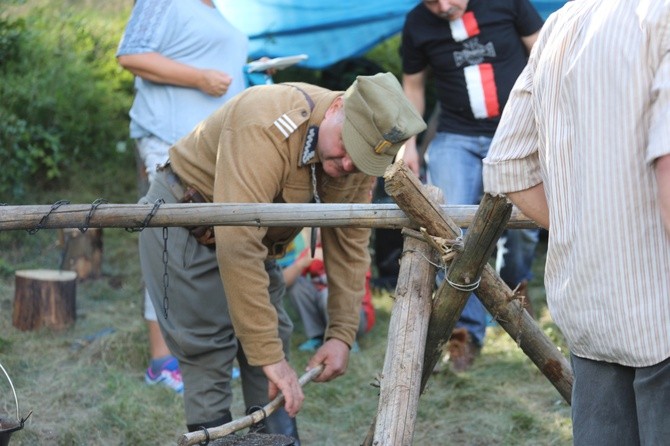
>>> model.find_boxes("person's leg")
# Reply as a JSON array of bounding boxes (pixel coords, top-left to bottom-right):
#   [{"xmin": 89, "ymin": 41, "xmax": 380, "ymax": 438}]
[
  {"xmin": 139, "ymin": 173, "xmax": 237, "ymax": 429},
  {"xmin": 497, "ymin": 228, "xmax": 540, "ymax": 315},
  {"xmin": 634, "ymin": 356, "xmax": 670, "ymax": 445},
  {"xmin": 143, "ymin": 288, "xmax": 184, "ymax": 392},
  {"xmin": 496, "ymin": 229, "xmax": 539, "ymax": 286},
  {"xmin": 238, "ymin": 260, "xmax": 299, "ymax": 444},
  {"xmin": 288, "ymin": 277, "xmax": 327, "ymax": 340},
  {"xmin": 571, "ymin": 354, "xmax": 639, "ymax": 446},
  {"xmin": 454, "ymin": 296, "xmax": 487, "ymax": 347},
  {"xmin": 425, "ymin": 132, "xmax": 486, "ymax": 206},
  {"xmin": 426, "ymin": 132, "xmax": 489, "ymax": 346},
  {"xmin": 136, "ymin": 136, "xmax": 182, "ymax": 390},
  {"xmin": 136, "ymin": 135, "xmax": 170, "ymax": 184}
]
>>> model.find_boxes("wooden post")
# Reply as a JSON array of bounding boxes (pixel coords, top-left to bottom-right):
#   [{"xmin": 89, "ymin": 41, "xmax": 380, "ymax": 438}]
[
  {"xmin": 474, "ymin": 268, "xmax": 573, "ymax": 403},
  {"xmin": 13, "ymin": 269, "xmax": 77, "ymax": 331},
  {"xmin": 58, "ymin": 228, "xmax": 103, "ymax": 281},
  {"xmin": 384, "ymin": 160, "xmax": 573, "ymax": 404},
  {"xmin": 372, "ymin": 187, "xmax": 441, "ymax": 446},
  {"xmin": 420, "ymin": 194, "xmax": 512, "ymax": 392}
]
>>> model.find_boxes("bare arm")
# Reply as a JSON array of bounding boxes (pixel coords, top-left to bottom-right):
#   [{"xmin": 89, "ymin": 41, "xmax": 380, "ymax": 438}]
[
  {"xmin": 117, "ymin": 52, "xmax": 232, "ymax": 97},
  {"xmin": 521, "ymin": 31, "xmax": 540, "ymax": 54},
  {"xmin": 281, "ymin": 248, "xmax": 319, "ymax": 287},
  {"xmin": 507, "ymin": 183, "xmax": 549, "ymax": 229},
  {"xmin": 655, "ymin": 154, "xmax": 670, "ymax": 234},
  {"xmin": 401, "ymin": 71, "xmax": 427, "ymax": 176}
]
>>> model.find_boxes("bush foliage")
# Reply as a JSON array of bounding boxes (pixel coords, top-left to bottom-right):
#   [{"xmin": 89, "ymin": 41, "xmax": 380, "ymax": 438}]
[{"xmin": 0, "ymin": 7, "xmax": 134, "ymax": 199}]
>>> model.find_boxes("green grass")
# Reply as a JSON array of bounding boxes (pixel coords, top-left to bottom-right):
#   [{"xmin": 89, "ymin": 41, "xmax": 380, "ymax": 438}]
[{"xmin": 0, "ymin": 168, "xmax": 572, "ymax": 444}]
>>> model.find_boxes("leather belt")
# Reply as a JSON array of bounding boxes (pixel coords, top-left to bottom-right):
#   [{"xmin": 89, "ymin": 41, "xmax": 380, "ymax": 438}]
[
  {"xmin": 159, "ymin": 162, "xmax": 215, "ymax": 246},
  {"xmin": 161, "ymin": 162, "xmax": 186, "ymax": 200}
]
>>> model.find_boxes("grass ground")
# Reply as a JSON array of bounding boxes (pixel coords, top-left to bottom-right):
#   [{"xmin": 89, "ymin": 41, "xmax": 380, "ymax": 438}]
[
  {"xmin": 0, "ymin": 158, "xmax": 572, "ymax": 446},
  {"xmin": 1, "ymin": 3, "xmax": 571, "ymax": 444}
]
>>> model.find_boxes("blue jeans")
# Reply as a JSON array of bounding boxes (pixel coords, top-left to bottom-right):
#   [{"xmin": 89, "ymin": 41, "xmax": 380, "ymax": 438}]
[{"xmin": 425, "ymin": 132, "xmax": 539, "ymax": 346}]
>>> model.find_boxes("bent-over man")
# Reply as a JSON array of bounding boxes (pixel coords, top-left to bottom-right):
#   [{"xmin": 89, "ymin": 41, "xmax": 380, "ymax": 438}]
[{"xmin": 138, "ymin": 72, "xmax": 426, "ymax": 442}]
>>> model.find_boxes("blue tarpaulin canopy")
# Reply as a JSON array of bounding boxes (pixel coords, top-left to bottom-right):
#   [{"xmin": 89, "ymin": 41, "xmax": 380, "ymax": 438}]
[{"xmin": 215, "ymin": 0, "xmax": 567, "ymax": 70}]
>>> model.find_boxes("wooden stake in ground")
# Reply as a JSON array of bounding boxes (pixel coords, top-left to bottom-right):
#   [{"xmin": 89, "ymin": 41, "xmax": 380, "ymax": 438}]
[
  {"xmin": 13, "ymin": 269, "xmax": 77, "ymax": 331},
  {"xmin": 384, "ymin": 160, "xmax": 573, "ymax": 403},
  {"xmin": 58, "ymin": 228, "xmax": 103, "ymax": 281},
  {"xmin": 373, "ymin": 187, "xmax": 442, "ymax": 446},
  {"xmin": 420, "ymin": 193, "xmax": 512, "ymax": 392},
  {"xmin": 177, "ymin": 365, "xmax": 324, "ymax": 446}
]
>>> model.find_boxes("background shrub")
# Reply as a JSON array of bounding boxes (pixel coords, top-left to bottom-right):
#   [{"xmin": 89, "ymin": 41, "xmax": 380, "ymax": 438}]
[{"xmin": 0, "ymin": 7, "xmax": 134, "ymax": 200}]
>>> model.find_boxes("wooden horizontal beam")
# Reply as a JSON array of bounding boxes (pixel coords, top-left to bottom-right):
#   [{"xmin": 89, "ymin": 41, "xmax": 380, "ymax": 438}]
[{"xmin": 0, "ymin": 202, "xmax": 537, "ymax": 231}]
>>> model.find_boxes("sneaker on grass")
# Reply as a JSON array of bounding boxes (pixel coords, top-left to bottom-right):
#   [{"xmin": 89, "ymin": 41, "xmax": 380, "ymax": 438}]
[
  {"xmin": 145, "ymin": 357, "xmax": 184, "ymax": 394},
  {"xmin": 298, "ymin": 336, "xmax": 324, "ymax": 352}
]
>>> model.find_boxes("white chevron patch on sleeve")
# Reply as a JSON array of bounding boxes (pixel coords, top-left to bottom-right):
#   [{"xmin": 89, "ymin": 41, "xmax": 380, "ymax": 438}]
[{"xmin": 273, "ymin": 114, "xmax": 298, "ymax": 138}]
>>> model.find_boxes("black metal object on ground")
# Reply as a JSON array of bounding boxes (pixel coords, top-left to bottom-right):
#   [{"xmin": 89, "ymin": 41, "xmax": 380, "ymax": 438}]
[{"xmin": 210, "ymin": 432, "xmax": 295, "ymax": 446}]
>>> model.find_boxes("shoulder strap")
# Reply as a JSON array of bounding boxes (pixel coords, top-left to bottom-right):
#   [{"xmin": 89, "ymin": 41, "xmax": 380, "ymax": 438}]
[{"xmin": 284, "ymin": 83, "xmax": 315, "ymax": 111}]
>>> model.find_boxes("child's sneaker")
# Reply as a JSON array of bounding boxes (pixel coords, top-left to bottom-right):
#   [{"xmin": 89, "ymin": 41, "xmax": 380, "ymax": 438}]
[
  {"xmin": 145, "ymin": 357, "xmax": 184, "ymax": 394},
  {"xmin": 298, "ymin": 336, "xmax": 324, "ymax": 352}
]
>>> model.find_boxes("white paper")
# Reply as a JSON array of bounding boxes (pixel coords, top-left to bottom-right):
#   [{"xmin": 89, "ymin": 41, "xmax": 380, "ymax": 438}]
[{"xmin": 245, "ymin": 54, "xmax": 309, "ymax": 73}]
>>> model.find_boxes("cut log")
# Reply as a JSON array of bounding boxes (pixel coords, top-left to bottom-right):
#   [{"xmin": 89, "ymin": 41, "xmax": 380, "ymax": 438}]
[
  {"xmin": 373, "ymin": 187, "xmax": 442, "ymax": 446},
  {"xmin": 58, "ymin": 228, "xmax": 103, "ymax": 281},
  {"xmin": 13, "ymin": 269, "xmax": 77, "ymax": 331}
]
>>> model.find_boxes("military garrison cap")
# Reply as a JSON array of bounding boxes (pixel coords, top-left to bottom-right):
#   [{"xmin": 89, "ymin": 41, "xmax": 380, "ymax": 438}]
[{"xmin": 342, "ymin": 72, "xmax": 426, "ymax": 176}]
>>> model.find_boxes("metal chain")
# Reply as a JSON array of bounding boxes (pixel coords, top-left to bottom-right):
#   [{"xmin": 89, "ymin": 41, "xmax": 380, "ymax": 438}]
[
  {"xmin": 162, "ymin": 226, "xmax": 169, "ymax": 319},
  {"xmin": 310, "ymin": 164, "xmax": 321, "ymax": 204},
  {"xmin": 79, "ymin": 198, "xmax": 108, "ymax": 233},
  {"xmin": 309, "ymin": 164, "xmax": 321, "ymax": 257},
  {"xmin": 246, "ymin": 406, "xmax": 268, "ymax": 433},
  {"xmin": 27, "ymin": 199, "xmax": 70, "ymax": 234},
  {"xmin": 125, "ymin": 198, "xmax": 164, "ymax": 232}
]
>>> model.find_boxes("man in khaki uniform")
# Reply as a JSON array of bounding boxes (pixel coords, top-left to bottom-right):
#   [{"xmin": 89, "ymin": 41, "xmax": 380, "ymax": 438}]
[{"xmin": 139, "ymin": 72, "xmax": 425, "ymax": 439}]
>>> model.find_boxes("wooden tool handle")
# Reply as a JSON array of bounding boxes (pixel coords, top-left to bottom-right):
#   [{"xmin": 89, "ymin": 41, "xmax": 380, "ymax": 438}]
[{"xmin": 178, "ymin": 364, "xmax": 324, "ymax": 446}]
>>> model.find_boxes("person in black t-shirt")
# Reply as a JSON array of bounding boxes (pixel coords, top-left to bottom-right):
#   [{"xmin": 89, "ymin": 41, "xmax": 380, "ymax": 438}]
[{"xmin": 400, "ymin": 0, "xmax": 544, "ymax": 372}]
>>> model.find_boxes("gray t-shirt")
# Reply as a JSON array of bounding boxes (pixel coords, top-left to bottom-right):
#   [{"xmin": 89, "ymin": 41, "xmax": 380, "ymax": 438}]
[{"xmin": 117, "ymin": 0, "xmax": 248, "ymax": 144}]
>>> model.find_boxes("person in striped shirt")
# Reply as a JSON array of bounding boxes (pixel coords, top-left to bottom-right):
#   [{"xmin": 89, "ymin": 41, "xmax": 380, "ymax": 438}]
[
  {"xmin": 483, "ymin": 1, "xmax": 670, "ymax": 443},
  {"xmin": 400, "ymin": 0, "xmax": 544, "ymax": 372}
]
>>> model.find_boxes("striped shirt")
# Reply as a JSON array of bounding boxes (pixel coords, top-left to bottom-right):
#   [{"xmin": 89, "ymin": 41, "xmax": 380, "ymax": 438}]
[{"xmin": 483, "ymin": 0, "xmax": 670, "ymax": 366}]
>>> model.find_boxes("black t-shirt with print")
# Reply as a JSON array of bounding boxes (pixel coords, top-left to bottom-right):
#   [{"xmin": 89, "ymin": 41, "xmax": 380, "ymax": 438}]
[{"xmin": 401, "ymin": 0, "xmax": 543, "ymax": 136}]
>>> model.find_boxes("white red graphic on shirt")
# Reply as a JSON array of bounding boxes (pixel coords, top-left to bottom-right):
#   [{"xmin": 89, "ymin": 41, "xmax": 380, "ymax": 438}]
[
  {"xmin": 451, "ymin": 12, "xmax": 500, "ymax": 119},
  {"xmin": 449, "ymin": 12, "xmax": 479, "ymax": 42}
]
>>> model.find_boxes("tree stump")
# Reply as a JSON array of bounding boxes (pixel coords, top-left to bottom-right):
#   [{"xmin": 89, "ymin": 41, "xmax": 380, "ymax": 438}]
[
  {"xmin": 58, "ymin": 228, "xmax": 103, "ymax": 281},
  {"xmin": 13, "ymin": 269, "xmax": 77, "ymax": 331}
]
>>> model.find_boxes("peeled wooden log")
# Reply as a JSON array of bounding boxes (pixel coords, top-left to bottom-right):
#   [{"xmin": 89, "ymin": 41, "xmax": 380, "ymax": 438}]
[
  {"xmin": 13, "ymin": 269, "xmax": 77, "ymax": 331},
  {"xmin": 178, "ymin": 365, "xmax": 324, "ymax": 446},
  {"xmin": 420, "ymin": 194, "xmax": 512, "ymax": 392},
  {"xmin": 384, "ymin": 160, "xmax": 573, "ymax": 404},
  {"xmin": 373, "ymin": 187, "xmax": 441, "ymax": 446},
  {"xmin": 0, "ymin": 203, "xmax": 537, "ymax": 231}
]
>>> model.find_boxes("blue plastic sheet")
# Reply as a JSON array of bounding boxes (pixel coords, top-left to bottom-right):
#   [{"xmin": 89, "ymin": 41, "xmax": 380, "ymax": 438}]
[{"xmin": 215, "ymin": 0, "xmax": 567, "ymax": 70}]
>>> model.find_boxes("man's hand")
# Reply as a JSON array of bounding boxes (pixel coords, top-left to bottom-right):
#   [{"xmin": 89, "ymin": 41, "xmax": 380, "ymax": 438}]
[
  {"xmin": 306, "ymin": 338, "xmax": 350, "ymax": 383},
  {"xmin": 401, "ymin": 138, "xmax": 421, "ymax": 176},
  {"xmin": 263, "ymin": 359, "xmax": 304, "ymax": 417}
]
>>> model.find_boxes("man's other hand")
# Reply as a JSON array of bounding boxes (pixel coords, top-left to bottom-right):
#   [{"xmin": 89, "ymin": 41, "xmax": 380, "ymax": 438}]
[
  {"xmin": 307, "ymin": 338, "xmax": 350, "ymax": 383},
  {"xmin": 263, "ymin": 359, "xmax": 304, "ymax": 417}
]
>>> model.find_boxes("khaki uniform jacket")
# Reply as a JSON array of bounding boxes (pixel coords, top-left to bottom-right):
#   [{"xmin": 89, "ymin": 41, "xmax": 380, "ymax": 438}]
[{"xmin": 169, "ymin": 83, "xmax": 374, "ymax": 366}]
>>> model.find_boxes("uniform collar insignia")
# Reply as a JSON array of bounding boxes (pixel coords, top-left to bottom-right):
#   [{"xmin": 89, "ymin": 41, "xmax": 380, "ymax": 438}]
[{"xmin": 301, "ymin": 125, "xmax": 319, "ymax": 165}]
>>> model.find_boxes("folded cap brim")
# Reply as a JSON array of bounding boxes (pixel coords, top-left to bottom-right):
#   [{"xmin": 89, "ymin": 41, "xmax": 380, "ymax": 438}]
[{"xmin": 342, "ymin": 118, "xmax": 395, "ymax": 177}]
